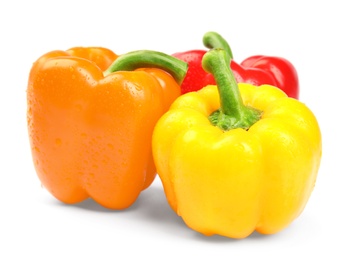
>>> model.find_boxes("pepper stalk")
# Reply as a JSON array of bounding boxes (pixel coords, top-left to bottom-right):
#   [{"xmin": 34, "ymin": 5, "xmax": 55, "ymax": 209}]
[
  {"xmin": 202, "ymin": 31, "xmax": 234, "ymax": 59},
  {"xmin": 203, "ymin": 48, "xmax": 262, "ymax": 131},
  {"xmin": 104, "ymin": 50, "xmax": 188, "ymax": 85}
]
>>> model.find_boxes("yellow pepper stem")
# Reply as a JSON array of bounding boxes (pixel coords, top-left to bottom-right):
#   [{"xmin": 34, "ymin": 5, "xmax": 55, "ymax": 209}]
[
  {"xmin": 202, "ymin": 48, "xmax": 262, "ymax": 131},
  {"xmin": 202, "ymin": 31, "xmax": 233, "ymax": 59}
]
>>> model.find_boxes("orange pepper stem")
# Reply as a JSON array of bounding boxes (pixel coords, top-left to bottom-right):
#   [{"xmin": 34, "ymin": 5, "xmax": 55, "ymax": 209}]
[
  {"xmin": 203, "ymin": 31, "xmax": 233, "ymax": 59},
  {"xmin": 202, "ymin": 49, "xmax": 262, "ymax": 131},
  {"xmin": 104, "ymin": 50, "xmax": 188, "ymax": 85}
]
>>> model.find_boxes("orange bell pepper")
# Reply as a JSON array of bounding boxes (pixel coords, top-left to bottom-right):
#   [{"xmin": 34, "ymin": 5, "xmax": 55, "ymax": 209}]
[{"xmin": 27, "ymin": 48, "xmax": 187, "ymax": 209}]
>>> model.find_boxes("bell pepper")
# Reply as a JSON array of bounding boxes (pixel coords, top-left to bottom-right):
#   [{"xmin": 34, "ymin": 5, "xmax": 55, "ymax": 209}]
[
  {"xmin": 173, "ymin": 31, "xmax": 299, "ymax": 98},
  {"xmin": 27, "ymin": 47, "xmax": 187, "ymax": 209},
  {"xmin": 152, "ymin": 48, "xmax": 321, "ymax": 238}
]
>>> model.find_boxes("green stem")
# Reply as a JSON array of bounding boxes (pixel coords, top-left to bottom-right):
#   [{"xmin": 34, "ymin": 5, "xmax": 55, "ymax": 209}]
[
  {"xmin": 104, "ymin": 50, "xmax": 188, "ymax": 85},
  {"xmin": 202, "ymin": 49, "xmax": 262, "ymax": 131},
  {"xmin": 203, "ymin": 32, "xmax": 233, "ymax": 59}
]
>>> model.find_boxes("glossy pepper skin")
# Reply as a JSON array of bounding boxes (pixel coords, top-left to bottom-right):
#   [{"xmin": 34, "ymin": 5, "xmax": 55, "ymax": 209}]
[
  {"xmin": 152, "ymin": 49, "xmax": 321, "ymax": 238},
  {"xmin": 173, "ymin": 32, "xmax": 299, "ymax": 98},
  {"xmin": 239, "ymin": 55, "xmax": 299, "ymax": 98},
  {"xmin": 27, "ymin": 48, "xmax": 187, "ymax": 209},
  {"xmin": 65, "ymin": 47, "xmax": 118, "ymax": 71}
]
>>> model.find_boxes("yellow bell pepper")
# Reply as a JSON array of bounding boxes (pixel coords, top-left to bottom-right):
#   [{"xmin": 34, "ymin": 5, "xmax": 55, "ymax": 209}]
[{"xmin": 152, "ymin": 49, "xmax": 322, "ymax": 239}]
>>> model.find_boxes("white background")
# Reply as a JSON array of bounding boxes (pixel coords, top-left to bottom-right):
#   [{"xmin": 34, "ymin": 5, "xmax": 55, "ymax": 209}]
[{"xmin": 1, "ymin": 0, "xmax": 351, "ymax": 259}]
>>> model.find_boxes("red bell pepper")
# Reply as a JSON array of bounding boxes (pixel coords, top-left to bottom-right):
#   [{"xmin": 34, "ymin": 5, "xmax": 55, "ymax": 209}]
[{"xmin": 172, "ymin": 32, "xmax": 299, "ymax": 99}]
